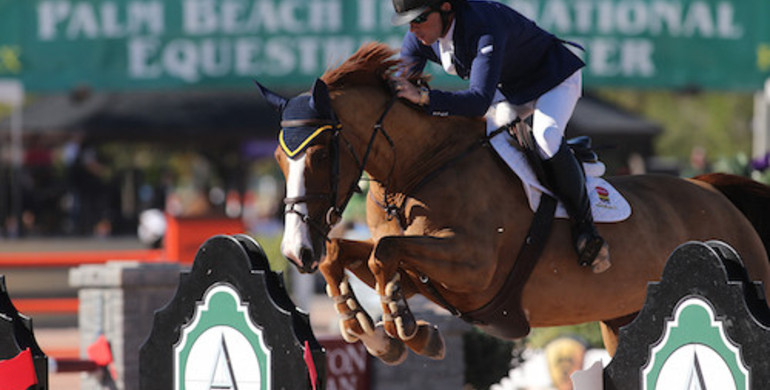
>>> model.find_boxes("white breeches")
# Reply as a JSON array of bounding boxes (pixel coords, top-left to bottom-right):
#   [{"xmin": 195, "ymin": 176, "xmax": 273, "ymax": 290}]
[{"xmin": 487, "ymin": 70, "xmax": 582, "ymax": 159}]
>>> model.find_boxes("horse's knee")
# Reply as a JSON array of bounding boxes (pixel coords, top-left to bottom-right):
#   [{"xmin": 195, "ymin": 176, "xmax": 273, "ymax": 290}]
[
  {"xmin": 325, "ymin": 238, "xmax": 342, "ymax": 261},
  {"xmin": 320, "ymin": 239, "xmax": 349, "ymax": 280},
  {"xmin": 319, "ymin": 261, "xmax": 343, "ymax": 290}
]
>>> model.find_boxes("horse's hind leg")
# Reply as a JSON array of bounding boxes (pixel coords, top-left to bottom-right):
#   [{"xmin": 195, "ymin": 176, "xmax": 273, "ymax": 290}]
[
  {"xmin": 321, "ymin": 238, "xmax": 407, "ymax": 364},
  {"xmin": 600, "ymin": 312, "xmax": 638, "ymax": 356}
]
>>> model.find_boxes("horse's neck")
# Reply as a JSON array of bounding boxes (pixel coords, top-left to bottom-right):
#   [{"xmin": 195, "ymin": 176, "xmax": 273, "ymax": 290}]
[
  {"xmin": 335, "ymin": 89, "xmax": 484, "ymax": 192},
  {"xmin": 393, "ymin": 116, "xmax": 482, "ymax": 191}
]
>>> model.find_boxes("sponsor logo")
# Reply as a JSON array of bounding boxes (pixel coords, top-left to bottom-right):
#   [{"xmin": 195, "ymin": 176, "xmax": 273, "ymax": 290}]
[{"xmin": 595, "ymin": 186, "xmax": 610, "ymax": 203}]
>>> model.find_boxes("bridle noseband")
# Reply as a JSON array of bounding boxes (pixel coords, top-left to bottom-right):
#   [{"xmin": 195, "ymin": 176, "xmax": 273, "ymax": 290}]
[{"xmin": 282, "ymin": 96, "xmax": 397, "ymax": 242}]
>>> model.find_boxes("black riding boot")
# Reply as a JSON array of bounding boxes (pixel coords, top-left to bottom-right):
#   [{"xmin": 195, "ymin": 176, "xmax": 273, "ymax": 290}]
[{"xmin": 543, "ymin": 141, "xmax": 611, "ymax": 273}]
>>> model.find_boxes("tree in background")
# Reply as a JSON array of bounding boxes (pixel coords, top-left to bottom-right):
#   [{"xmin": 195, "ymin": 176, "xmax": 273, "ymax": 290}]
[{"xmin": 594, "ymin": 89, "xmax": 754, "ymax": 166}]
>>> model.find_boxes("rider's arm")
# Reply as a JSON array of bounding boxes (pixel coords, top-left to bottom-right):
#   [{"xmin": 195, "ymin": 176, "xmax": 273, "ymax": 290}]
[
  {"xmin": 398, "ymin": 33, "xmax": 432, "ymax": 77},
  {"xmin": 426, "ymin": 34, "xmax": 504, "ymax": 117}
]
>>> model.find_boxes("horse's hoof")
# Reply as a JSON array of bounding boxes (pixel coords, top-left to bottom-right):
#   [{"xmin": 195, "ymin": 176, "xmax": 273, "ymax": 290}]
[
  {"xmin": 406, "ymin": 322, "xmax": 445, "ymax": 360},
  {"xmin": 591, "ymin": 243, "xmax": 611, "ymax": 274},
  {"xmin": 365, "ymin": 326, "xmax": 408, "ymax": 366}
]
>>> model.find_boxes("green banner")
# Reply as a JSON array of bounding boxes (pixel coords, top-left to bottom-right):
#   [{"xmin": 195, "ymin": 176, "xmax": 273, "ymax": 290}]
[
  {"xmin": 512, "ymin": 0, "xmax": 770, "ymax": 91},
  {"xmin": 0, "ymin": 0, "xmax": 768, "ymax": 92}
]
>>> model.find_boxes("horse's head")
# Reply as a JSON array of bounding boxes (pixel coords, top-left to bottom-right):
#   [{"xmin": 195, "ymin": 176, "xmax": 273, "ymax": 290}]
[
  {"xmin": 258, "ymin": 42, "xmax": 448, "ymax": 273},
  {"xmin": 257, "ymin": 79, "xmax": 363, "ymax": 273}
]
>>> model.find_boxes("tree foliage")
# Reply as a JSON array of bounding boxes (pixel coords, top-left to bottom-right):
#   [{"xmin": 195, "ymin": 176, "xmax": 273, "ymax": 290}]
[{"xmin": 593, "ymin": 89, "xmax": 755, "ymax": 165}]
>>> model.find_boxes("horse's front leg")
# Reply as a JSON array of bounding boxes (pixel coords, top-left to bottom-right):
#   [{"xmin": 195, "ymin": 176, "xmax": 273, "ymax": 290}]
[
  {"xmin": 320, "ymin": 238, "xmax": 407, "ymax": 364},
  {"xmin": 369, "ymin": 234, "xmax": 489, "ymax": 359}
]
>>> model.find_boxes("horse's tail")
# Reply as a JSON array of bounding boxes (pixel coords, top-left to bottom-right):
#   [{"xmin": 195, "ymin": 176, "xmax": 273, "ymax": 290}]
[{"xmin": 694, "ymin": 173, "xmax": 770, "ymax": 259}]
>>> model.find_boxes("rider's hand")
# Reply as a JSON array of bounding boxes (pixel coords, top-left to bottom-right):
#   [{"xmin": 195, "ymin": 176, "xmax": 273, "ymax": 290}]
[{"xmin": 392, "ymin": 76, "xmax": 422, "ymax": 105}]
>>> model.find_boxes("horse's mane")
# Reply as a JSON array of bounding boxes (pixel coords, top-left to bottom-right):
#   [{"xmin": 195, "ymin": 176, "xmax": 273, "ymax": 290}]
[
  {"xmin": 321, "ymin": 42, "xmax": 423, "ymax": 92},
  {"xmin": 320, "ymin": 42, "xmax": 482, "ymax": 146}
]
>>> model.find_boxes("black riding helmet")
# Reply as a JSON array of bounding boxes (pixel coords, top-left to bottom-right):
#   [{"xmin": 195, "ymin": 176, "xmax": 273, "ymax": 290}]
[{"xmin": 391, "ymin": 0, "xmax": 452, "ymax": 26}]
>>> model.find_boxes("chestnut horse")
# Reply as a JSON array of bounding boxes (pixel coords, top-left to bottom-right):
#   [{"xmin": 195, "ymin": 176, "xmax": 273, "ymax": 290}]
[{"xmin": 258, "ymin": 43, "xmax": 770, "ymax": 364}]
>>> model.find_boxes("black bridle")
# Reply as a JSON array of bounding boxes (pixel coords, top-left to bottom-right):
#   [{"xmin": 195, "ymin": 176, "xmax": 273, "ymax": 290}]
[{"xmin": 282, "ymin": 96, "xmax": 398, "ymax": 242}]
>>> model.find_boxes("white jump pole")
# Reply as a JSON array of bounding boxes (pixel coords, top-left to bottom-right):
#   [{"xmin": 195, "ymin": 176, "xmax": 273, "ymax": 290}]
[
  {"xmin": 0, "ymin": 79, "xmax": 25, "ymax": 236},
  {"xmin": 753, "ymin": 78, "xmax": 770, "ymax": 159}
]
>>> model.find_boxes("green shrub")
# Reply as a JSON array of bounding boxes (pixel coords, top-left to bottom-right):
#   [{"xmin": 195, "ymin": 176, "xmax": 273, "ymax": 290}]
[{"xmin": 464, "ymin": 328, "xmax": 523, "ymax": 390}]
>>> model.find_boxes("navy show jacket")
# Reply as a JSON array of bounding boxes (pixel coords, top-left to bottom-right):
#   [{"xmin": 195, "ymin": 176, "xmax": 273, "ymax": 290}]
[{"xmin": 399, "ymin": 0, "xmax": 585, "ymax": 117}]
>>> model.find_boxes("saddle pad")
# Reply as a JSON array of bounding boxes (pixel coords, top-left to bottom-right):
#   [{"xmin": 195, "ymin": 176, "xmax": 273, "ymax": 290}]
[{"xmin": 488, "ymin": 127, "xmax": 631, "ymax": 223}]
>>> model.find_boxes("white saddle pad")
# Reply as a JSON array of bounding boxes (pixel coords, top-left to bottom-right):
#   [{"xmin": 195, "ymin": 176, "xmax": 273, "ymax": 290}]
[{"xmin": 488, "ymin": 128, "xmax": 631, "ymax": 223}]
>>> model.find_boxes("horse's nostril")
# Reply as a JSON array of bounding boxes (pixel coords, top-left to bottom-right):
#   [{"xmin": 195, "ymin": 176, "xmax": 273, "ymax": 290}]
[
  {"xmin": 299, "ymin": 247, "xmax": 316, "ymax": 273},
  {"xmin": 300, "ymin": 247, "xmax": 312, "ymax": 262}
]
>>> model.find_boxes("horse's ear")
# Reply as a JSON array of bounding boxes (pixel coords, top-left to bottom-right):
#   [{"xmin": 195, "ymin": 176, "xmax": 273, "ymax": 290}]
[
  {"xmin": 254, "ymin": 80, "xmax": 288, "ymax": 111},
  {"xmin": 309, "ymin": 78, "xmax": 333, "ymax": 118}
]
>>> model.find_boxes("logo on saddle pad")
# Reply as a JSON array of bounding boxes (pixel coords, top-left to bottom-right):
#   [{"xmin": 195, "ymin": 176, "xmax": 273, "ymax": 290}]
[
  {"xmin": 594, "ymin": 186, "xmax": 610, "ymax": 204},
  {"xmin": 642, "ymin": 297, "xmax": 748, "ymax": 390},
  {"xmin": 174, "ymin": 284, "xmax": 271, "ymax": 390}
]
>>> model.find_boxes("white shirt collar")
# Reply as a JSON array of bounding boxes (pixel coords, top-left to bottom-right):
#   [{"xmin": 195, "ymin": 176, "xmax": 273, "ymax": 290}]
[{"xmin": 438, "ymin": 19, "xmax": 457, "ymax": 75}]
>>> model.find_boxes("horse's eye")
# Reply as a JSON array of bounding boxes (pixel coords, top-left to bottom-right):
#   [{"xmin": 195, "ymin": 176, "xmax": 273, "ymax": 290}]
[{"xmin": 309, "ymin": 149, "xmax": 329, "ymax": 164}]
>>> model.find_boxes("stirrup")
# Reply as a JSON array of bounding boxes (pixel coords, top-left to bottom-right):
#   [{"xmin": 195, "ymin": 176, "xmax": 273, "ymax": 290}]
[{"xmin": 576, "ymin": 234, "xmax": 611, "ymax": 274}]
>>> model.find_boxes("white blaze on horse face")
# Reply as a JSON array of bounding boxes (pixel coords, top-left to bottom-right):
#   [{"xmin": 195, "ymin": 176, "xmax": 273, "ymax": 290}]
[{"xmin": 282, "ymin": 154, "xmax": 312, "ymax": 266}]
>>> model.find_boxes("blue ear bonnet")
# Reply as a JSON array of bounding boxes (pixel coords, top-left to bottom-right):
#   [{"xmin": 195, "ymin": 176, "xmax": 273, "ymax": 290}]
[{"xmin": 279, "ymin": 94, "xmax": 339, "ymax": 158}]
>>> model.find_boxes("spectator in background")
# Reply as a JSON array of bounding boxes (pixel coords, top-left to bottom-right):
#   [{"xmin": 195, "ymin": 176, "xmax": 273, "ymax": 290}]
[
  {"xmin": 681, "ymin": 145, "xmax": 711, "ymax": 178},
  {"xmin": 68, "ymin": 140, "xmax": 113, "ymax": 236}
]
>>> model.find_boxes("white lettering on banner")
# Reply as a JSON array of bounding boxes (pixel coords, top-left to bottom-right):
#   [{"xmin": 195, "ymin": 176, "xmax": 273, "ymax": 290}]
[
  {"xmin": 355, "ymin": 0, "xmax": 406, "ymax": 31},
  {"xmin": 507, "ymin": 0, "xmax": 744, "ymax": 81},
  {"xmin": 715, "ymin": 3, "xmax": 742, "ymax": 38},
  {"xmin": 128, "ymin": 36, "xmax": 162, "ymax": 78},
  {"xmin": 183, "ymin": 0, "xmax": 342, "ymax": 35},
  {"xmin": 568, "ymin": 37, "xmax": 655, "ymax": 78},
  {"xmin": 66, "ymin": 3, "xmax": 100, "ymax": 39},
  {"xmin": 309, "ymin": 1, "xmax": 343, "ymax": 33},
  {"xmin": 37, "ymin": 0, "xmax": 164, "ymax": 40},
  {"xmin": 164, "ymin": 40, "xmax": 200, "ymax": 82},
  {"xmin": 509, "ymin": 0, "xmax": 743, "ymax": 39},
  {"xmin": 127, "ymin": 35, "xmax": 403, "ymax": 83},
  {"xmin": 297, "ymin": 37, "xmax": 321, "ymax": 74},
  {"xmin": 357, "ymin": 0, "xmax": 376, "ymax": 31}
]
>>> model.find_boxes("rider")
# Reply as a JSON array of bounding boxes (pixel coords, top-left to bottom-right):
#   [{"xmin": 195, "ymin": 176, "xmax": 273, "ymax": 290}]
[{"xmin": 390, "ymin": 0, "xmax": 611, "ymax": 273}]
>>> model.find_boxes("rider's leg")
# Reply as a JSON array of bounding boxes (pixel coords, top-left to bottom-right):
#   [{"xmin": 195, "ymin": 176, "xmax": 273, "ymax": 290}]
[
  {"xmin": 533, "ymin": 70, "xmax": 611, "ymax": 273},
  {"xmin": 486, "ymin": 94, "xmax": 534, "ymax": 134},
  {"xmin": 543, "ymin": 141, "xmax": 610, "ymax": 272}
]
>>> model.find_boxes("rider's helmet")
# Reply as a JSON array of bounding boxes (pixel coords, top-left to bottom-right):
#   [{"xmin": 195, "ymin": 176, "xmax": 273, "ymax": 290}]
[{"xmin": 391, "ymin": 0, "xmax": 444, "ymax": 25}]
